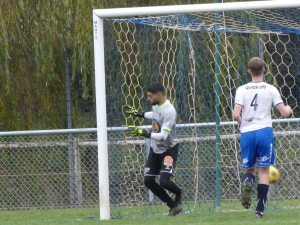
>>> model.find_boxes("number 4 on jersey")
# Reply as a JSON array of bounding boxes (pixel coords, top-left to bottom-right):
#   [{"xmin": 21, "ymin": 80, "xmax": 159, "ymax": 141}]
[{"xmin": 251, "ymin": 94, "xmax": 258, "ymax": 111}]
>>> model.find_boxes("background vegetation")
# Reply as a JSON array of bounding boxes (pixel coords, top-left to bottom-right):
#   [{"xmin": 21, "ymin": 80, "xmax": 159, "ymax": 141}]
[{"xmin": 0, "ymin": 0, "xmax": 272, "ymax": 131}]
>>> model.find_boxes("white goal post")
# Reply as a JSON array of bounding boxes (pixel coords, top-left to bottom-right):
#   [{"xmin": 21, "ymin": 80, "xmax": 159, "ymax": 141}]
[{"xmin": 93, "ymin": 0, "xmax": 300, "ymax": 220}]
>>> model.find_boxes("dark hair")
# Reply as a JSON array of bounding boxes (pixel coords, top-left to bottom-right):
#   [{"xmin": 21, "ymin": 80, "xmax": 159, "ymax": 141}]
[
  {"xmin": 147, "ymin": 83, "xmax": 166, "ymax": 95},
  {"xmin": 248, "ymin": 57, "xmax": 264, "ymax": 76}
]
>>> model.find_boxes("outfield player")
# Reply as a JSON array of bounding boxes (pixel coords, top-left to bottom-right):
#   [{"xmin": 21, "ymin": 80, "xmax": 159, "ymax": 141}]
[
  {"xmin": 126, "ymin": 83, "xmax": 184, "ymax": 216},
  {"xmin": 233, "ymin": 57, "xmax": 292, "ymax": 218}
]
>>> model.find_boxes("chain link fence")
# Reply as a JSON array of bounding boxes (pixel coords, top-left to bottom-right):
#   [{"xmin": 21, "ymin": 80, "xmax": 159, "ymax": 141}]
[
  {"xmin": 0, "ymin": 122, "xmax": 299, "ymax": 216},
  {"xmin": 0, "ymin": 129, "xmax": 98, "ymax": 209}
]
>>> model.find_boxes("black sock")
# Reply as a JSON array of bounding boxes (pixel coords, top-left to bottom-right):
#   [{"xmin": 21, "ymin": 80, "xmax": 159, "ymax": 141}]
[
  {"xmin": 256, "ymin": 184, "xmax": 269, "ymax": 213},
  {"xmin": 144, "ymin": 176, "xmax": 177, "ymax": 208},
  {"xmin": 242, "ymin": 173, "xmax": 255, "ymax": 185}
]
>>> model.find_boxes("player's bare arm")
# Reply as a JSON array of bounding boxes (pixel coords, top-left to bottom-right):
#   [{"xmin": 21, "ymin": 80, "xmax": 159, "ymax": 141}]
[
  {"xmin": 233, "ymin": 104, "xmax": 243, "ymax": 124},
  {"xmin": 276, "ymin": 103, "xmax": 293, "ymax": 118}
]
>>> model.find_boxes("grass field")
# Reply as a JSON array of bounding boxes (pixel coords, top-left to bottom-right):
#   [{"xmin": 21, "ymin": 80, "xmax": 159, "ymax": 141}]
[{"xmin": 1, "ymin": 206, "xmax": 300, "ymax": 225}]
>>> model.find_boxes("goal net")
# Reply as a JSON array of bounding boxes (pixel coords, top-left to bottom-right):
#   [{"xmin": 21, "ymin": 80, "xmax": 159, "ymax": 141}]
[{"xmin": 93, "ymin": 1, "xmax": 300, "ymax": 219}]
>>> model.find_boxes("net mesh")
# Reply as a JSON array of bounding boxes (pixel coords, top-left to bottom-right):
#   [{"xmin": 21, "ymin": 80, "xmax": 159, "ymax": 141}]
[{"xmin": 103, "ymin": 8, "xmax": 300, "ymax": 217}]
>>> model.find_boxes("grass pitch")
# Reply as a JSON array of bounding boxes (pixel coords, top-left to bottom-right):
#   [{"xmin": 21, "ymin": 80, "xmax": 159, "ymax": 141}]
[{"xmin": 0, "ymin": 207, "xmax": 300, "ymax": 225}]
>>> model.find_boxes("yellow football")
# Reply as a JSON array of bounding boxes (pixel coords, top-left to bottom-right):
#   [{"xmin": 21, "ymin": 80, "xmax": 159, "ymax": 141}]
[{"xmin": 269, "ymin": 166, "xmax": 280, "ymax": 184}]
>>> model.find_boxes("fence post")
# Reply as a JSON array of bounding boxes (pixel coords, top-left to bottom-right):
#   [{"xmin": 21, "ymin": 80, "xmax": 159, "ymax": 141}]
[{"xmin": 74, "ymin": 139, "xmax": 83, "ymax": 205}]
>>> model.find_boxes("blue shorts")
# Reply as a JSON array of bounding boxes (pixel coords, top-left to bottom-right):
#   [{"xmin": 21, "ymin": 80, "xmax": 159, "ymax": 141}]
[{"xmin": 240, "ymin": 127, "xmax": 275, "ymax": 169}]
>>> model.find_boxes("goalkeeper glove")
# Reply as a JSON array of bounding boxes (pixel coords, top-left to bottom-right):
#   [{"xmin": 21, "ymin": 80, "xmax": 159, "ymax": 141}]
[
  {"xmin": 125, "ymin": 105, "xmax": 145, "ymax": 118},
  {"xmin": 128, "ymin": 125, "xmax": 151, "ymax": 138}
]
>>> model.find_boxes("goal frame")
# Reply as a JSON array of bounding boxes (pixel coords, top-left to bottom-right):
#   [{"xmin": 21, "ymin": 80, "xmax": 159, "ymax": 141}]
[{"xmin": 92, "ymin": 0, "xmax": 300, "ymax": 220}]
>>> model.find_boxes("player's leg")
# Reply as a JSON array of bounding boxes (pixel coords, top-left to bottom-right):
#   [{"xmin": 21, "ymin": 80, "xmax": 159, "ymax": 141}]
[
  {"xmin": 255, "ymin": 127, "xmax": 274, "ymax": 218},
  {"xmin": 242, "ymin": 167, "xmax": 256, "ymax": 209},
  {"xmin": 240, "ymin": 131, "xmax": 256, "ymax": 209},
  {"xmin": 255, "ymin": 167, "xmax": 269, "ymax": 218},
  {"xmin": 144, "ymin": 175, "xmax": 176, "ymax": 206},
  {"xmin": 159, "ymin": 144, "xmax": 183, "ymax": 215},
  {"xmin": 159, "ymin": 144, "xmax": 183, "ymax": 203},
  {"xmin": 160, "ymin": 172, "xmax": 183, "ymax": 203},
  {"xmin": 143, "ymin": 147, "xmax": 179, "ymax": 214},
  {"xmin": 158, "ymin": 172, "xmax": 182, "ymax": 216}
]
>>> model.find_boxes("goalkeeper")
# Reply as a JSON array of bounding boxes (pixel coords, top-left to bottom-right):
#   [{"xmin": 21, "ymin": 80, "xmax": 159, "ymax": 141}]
[{"xmin": 126, "ymin": 83, "xmax": 183, "ymax": 216}]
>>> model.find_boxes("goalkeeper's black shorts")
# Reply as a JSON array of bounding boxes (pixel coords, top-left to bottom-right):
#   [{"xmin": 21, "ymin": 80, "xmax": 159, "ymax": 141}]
[{"xmin": 144, "ymin": 144, "xmax": 179, "ymax": 176}]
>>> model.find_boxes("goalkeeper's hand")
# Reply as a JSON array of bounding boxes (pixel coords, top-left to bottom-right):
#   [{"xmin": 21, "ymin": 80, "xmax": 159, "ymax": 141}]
[
  {"xmin": 128, "ymin": 126, "xmax": 151, "ymax": 138},
  {"xmin": 125, "ymin": 105, "xmax": 145, "ymax": 118}
]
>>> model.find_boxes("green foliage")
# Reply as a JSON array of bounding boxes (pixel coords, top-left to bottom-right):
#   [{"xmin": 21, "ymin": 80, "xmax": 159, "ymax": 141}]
[
  {"xmin": 0, "ymin": 0, "xmax": 215, "ymax": 131},
  {"xmin": 0, "ymin": 0, "xmax": 299, "ymax": 130}
]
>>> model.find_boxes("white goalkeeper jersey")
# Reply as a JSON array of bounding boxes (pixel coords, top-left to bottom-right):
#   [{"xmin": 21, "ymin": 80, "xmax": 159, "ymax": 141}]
[
  {"xmin": 234, "ymin": 81, "xmax": 283, "ymax": 133},
  {"xmin": 150, "ymin": 100, "xmax": 178, "ymax": 154}
]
